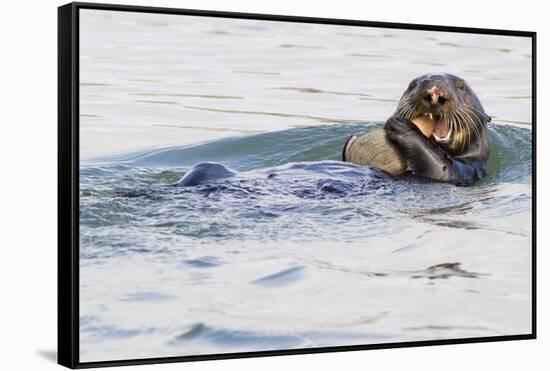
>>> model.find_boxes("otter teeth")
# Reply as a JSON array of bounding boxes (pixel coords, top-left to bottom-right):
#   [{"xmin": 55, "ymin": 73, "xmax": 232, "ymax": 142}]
[
  {"xmin": 434, "ymin": 128, "xmax": 452, "ymax": 142},
  {"xmin": 422, "ymin": 112, "xmax": 436, "ymax": 122}
]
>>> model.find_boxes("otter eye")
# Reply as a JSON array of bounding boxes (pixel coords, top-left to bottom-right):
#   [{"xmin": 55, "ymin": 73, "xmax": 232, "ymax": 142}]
[
  {"xmin": 407, "ymin": 80, "xmax": 417, "ymax": 91},
  {"xmin": 456, "ymin": 79, "xmax": 466, "ymax": 90}
]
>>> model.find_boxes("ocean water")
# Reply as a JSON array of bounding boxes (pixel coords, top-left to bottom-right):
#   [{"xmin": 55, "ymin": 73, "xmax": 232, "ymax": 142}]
[{"xmin": 78, "ymin": 10, "xmax": 533, "ymax": 362}]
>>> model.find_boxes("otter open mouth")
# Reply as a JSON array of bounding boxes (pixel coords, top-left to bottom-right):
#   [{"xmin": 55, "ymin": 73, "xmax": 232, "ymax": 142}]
[
  {"xmin": 432, "ymin": 114, "xmax": 451, "ymax": 143},
  {"xmin": 413, "ymin": 113, "xmax": 451, "ymax": 143}
]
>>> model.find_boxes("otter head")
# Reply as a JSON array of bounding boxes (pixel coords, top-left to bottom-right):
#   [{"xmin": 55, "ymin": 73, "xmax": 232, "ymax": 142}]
[{"xmin": 394, "ymin": 73, "xmax": 491, "ymax": 154}]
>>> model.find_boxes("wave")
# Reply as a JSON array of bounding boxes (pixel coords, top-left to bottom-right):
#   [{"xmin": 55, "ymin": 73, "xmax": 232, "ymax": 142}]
[{"xmin": 86, "ymin": 122, "xmax": 532, "ymax": 184}]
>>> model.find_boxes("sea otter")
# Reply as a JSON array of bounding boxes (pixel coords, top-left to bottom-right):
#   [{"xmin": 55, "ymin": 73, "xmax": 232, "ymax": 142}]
[{"xmin": 343, "ymin": 73, "xmax": 491, "ymax": 186}]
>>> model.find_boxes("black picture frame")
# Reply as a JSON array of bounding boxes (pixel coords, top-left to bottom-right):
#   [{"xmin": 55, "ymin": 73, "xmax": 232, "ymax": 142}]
[{"xmin": 58, "ymin": 2, "xmax": 537, "ymax": 368}]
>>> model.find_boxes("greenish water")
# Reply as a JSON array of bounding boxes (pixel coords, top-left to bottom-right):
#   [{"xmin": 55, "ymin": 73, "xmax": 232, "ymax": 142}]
[{"xmin": 78, "ymin": 9, "xmax": 532, "ymax": 362}]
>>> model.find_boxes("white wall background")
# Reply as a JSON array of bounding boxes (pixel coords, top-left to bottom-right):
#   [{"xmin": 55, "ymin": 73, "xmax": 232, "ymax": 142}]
[{"xmin": 0, "ymin": 0, "xmax": 546, "ymax": 369}]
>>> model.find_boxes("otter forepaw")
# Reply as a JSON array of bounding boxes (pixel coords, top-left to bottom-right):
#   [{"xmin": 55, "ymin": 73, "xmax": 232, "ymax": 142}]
[
  {"xmin": 385, "ymin": 117, "xmax": 413, "ymax": 133},
  {"xmin": 385, "ymin": 117, "xmax": 423, "ymax": 146}
]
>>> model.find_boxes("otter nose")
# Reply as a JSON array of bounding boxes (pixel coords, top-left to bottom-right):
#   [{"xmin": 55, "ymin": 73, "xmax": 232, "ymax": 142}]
[
  {"xmin": 424, "ymin": 85, "xmax": 445, "ymax": 105},
  {"xmin": 432, "ymin": 87, "xmax": 441, "ymax": 101}
]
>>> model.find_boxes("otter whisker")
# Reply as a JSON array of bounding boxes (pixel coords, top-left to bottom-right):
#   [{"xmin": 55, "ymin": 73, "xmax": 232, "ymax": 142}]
[
  {"xmin": 461, "ymin": 106, "xmax": 483, "ymax": 143},
  {"xmin": 458, "ymin": 110, "xmax": 473, "ymax": 150},
  {"xmin": 448, "ymin": 114, "xmax": 456, "ymax": 138},
  {"xmin": 455, "ymin": 109, "xmax": 470, "ymax": 145},
  {"xmin": 458, "ymin": 107, "xmax": 477, "ymax": 140},
  {"xmin": 450, "ymin": 113, "xmax": 462, "ymax": 149},
  {"xmin": 404, "ymin": 105, "xmax": 415, "ymax": 120},
  {"xmin": 467, "ymin": 105, "xmax": 487, "ymax": 128},
  {"xmin": 409, "ymin": 106, "xmax": 417, "ymax": 119},
  {"xmin": 458, "ymin": 113, "xmax": 470, "ymax": 151},
  {"xmin": 395, "ymin": 101, "xmax": 415, "ymax": 120},
  {"xmin": 452, "ymin": 111, "xmax": 467, "ymax": 151},
  {"xmin": 464, "ymin": 104, "xmax": 491, "ymax": 123}
]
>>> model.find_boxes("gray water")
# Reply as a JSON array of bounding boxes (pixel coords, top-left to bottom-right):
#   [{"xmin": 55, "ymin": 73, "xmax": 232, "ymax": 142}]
[{"xmin": 79, "ymin": 10, "xmax": 532, "ymax": 362}]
